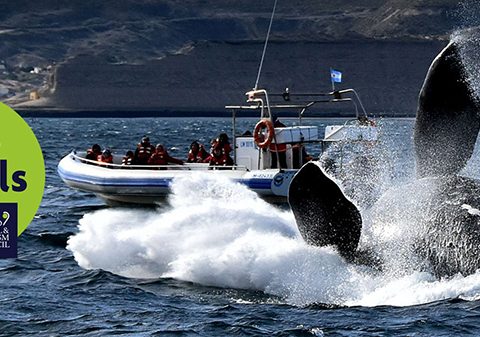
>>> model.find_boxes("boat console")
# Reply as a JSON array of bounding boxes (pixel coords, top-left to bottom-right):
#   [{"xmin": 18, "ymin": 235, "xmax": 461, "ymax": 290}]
[{"xmin": 226, "ymin": 87, "xmax": 378, "ymax": 172}]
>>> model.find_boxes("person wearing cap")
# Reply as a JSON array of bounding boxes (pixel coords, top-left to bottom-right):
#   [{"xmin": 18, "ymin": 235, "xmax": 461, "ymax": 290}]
[
  {"xmin": 148, "ymin": 144, "xmax": 184, "ymax": 167},
  {"xmin": 97, "ymin": 149, "xmax": 113, "ymax": 164},
  {"xmin": 134, "ymin": 136, "xmax": 155, "ymax": 165},
  {"xmin": 86, "ymin": 144, "xmax": 102, "ymax": 161}
]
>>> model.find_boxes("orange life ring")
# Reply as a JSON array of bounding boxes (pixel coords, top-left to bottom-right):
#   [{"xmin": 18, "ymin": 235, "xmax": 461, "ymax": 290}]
[{"xmin": 254, "ymin": 119, "xmax": 275, "ymax": 149}]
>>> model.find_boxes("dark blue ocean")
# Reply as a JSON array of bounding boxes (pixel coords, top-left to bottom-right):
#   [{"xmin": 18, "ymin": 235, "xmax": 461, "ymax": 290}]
[{"xmin": 3, "ymin": 117, "xmax": 480, "ymax": 337}]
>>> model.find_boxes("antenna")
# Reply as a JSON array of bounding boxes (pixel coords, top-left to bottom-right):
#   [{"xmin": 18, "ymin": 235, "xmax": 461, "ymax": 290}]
[{"xmin": 254, "ymin": 0, "xmax": 278, "ymax": 90}]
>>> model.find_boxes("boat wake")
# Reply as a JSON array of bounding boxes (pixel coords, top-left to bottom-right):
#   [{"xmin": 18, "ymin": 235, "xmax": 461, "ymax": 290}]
[{"xmin": 67, "ymin": 173, "xmax": 480, "ymax": 307}]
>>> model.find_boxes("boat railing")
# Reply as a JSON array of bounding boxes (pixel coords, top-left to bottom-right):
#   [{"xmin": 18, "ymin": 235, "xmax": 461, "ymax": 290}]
[
  {"xmin": 71, "ymin": 152, "xmax": 249, "ymax": 171},
  {"xmin": 245, "ymin": 89, "xmax": 272, "ymax": 120},
  {"xmin": 227, "ymin": 87, "xmax": 370, "ymax": 123},
  {"xmin": 226, "ymin": 88, "xmax": 374, "ymax": 168}
]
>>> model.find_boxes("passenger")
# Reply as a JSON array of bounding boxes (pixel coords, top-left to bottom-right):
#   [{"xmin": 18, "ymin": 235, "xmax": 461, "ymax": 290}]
[
  {"xmin": 97, "ymin": 149, "xmax": 113, "ymax": 164},
  {"xmin": 217, "ymin": 133, "xmax": 232, "ymax": 154},
  {"xmin": 122, "ymin": 150, "xmax": 135, "ymax": 166},
  {"xmin": 148, "ymin": 144, "xmax": 184, "ymax": 166},
  {"xmin": 216, "ymin": 133, "xmax": 233, "ymax": 165},
  {"xmin": 86, "ymin": 144, "xmax": 102, "ymax": 161},
  {"xmin": 206, "ymin": 143, "xmax": 229, "ymax": 166},
  {"xmin": 134, "ymin": 136, "xmax": 155, "ymax": 165},
  {"xmin": 270, "ymin": 116, "xmax": 287, "ymax": 169},
  {"xmin": 198, "ymin": 144, "xmax": 209, "ymax": 161},
  {"xmin": 187, "ymin": 141, "xmax": 209, "ymax": 163},
  {"xmin": 209, "ymin": 138, "xmax": 218, "ymax": 151},
  {"xmin": 202, "ymin": 138, "xmax": 218, "ymax": 164}
]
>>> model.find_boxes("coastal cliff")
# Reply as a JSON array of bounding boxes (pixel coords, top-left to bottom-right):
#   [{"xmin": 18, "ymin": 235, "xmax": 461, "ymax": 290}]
[{"xmin": 0, "ymin": 0, "xmax": 463, "ymax": 115}]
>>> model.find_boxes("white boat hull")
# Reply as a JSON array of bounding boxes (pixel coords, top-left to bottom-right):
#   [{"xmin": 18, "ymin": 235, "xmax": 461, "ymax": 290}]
[{"xmin": 57, "ymin": 152, "xmax": 297, "ymax": 205}]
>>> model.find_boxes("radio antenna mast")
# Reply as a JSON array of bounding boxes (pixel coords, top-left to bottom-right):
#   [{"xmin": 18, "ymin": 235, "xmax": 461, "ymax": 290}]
[{"xmin": 254, "ymin": 0, "xmax": 278, "ymax": 90}]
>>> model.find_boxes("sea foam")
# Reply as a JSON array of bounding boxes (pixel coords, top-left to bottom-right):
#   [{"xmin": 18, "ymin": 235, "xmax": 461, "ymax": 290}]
[{"xmin": 67, "ymin": 173, "xmax": 480, "ymax": 307}]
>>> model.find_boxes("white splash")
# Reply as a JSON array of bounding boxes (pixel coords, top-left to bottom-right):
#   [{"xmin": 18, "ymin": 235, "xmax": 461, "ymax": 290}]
[
  {"xmin": 462, "ymin": 204, "xmax": 480, "ymax": 216},
  {"xmin": 67, "ymin": 173, "xmax": 480, "ymax": 307}
]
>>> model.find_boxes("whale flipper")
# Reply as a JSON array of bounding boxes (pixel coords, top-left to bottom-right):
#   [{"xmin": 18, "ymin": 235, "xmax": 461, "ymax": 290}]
[
  {"xmin": 288, "ymin": 162, "xmax": 362, "ymax": 259},
  {"xmin": 288, "ymin": 38, "xmax": 480, "ymax": 277},
  {"xmin": 414, "ymin": 42, "xmax": 480, "ymax": 178}
]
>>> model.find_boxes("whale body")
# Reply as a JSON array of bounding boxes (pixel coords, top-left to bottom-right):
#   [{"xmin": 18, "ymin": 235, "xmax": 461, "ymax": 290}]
[{"xmin": 289, "ymin": 39, "xmax": 480, "ymax": 277}]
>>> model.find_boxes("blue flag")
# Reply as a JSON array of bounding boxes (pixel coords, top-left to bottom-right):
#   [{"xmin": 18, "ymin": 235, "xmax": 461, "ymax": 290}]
[{"xmin": 331, "ymin": 69, "xmax": 342, "ymax": 83}]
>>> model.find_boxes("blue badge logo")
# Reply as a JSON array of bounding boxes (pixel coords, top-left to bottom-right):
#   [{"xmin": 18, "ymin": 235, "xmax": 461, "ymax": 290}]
[
  {"xmin": 0, "ymin": 203, "xmax": 17, "ymax": 258},
  {"xmin": 273, "ymin": 175, "xmax": 284, "ymax": 187}
]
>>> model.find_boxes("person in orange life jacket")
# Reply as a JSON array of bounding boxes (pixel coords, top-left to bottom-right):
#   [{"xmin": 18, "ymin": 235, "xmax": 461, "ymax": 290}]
[
  {"xmin": 148, "ymin": 144, "xmax": 184, "ymax": 166},
  {"xmin": 97, "ymin": 149, "xmax": 113, "ymax": 164},
  {"xmin": 134, "ymin": 136, "xmax": 155, "ymax": 165},
  {"xmin": 122, "ymin": 150, "xmax": 134, "ymax": 166},
  {"xmin": 187, "ymin": 141, "xmax": 209, "ymax": 163},
  {"xmin": 86, "ymin": 144, "xmax": 102, "ymax": 160},
  {"xmin": 216, "ymin": 133, "xmax": 233, "ymax": 165},
  {"xmin": 270, "ymin": 116, "xmax": 288, "ymax": 169}
]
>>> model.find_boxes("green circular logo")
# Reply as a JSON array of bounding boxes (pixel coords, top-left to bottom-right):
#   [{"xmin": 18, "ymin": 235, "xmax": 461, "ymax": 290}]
[{"xmin": 0, "ymin": 103, "xmax": 45, "ymax": 235}]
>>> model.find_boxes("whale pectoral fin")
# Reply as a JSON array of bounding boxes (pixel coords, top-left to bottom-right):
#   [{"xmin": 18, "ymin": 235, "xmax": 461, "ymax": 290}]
[
  {"xmin": 415, "ymin": 41, "xmax": 480, "ymax": 178},
  {"xmin": 288, "ymin": 162, "xmax": 362, "ymax": 259}
]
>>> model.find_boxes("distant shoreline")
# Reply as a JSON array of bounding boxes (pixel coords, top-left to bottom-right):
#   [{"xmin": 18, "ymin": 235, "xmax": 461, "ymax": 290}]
[
  {"xmin": 10, "ymin": 40, "xmax": 441, "ymax": 118},
  {"xmin": 16, "ymin": 108, "xmax": 413, "ymax": 118}
]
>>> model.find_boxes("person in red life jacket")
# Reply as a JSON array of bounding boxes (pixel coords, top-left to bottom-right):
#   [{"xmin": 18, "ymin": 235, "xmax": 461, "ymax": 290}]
[
  {"xmin": 206, "ymin": 142, "xmax": 229, "ymax": 166},
  {"xmin": 86, "ymin": 144, "xmax": 102, "ymax": 161},
  {"xmin": 216, "ymin": 133, "xmax": 234, "ymax": 165},
  {"xmin": 122, "ymin": 150, "xmax": 134, "ymax": 166},
  {"xmin": 134, "ymin": 136, "xmax": 155, "ymax": 165},
  {"xmin": 198, "ymin": 144, "xmax": 209, "ymax": 161},
  {"xmin": 187, "ymin": 141, "xmax": 209, "ymax": 163},
  {"xmin": 270, "ymin": 116, "xmax": 288, "ymax": 169},
  {"xmin": 202, "ymin": 138, "xmax": 217, "ymax": 164},
  {"xmin": 148, "ymin": 144, "xmax": 184, "ymax": 167},
  {"xmin": 97, "ymin": 149, "xmax": 113, "ymax": 165}
]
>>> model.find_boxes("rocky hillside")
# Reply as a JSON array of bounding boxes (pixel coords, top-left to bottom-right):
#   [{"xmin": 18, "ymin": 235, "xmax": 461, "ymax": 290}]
[{"xmin": 0, "ymin": 0, "xmax": 466, "ymax": 114}]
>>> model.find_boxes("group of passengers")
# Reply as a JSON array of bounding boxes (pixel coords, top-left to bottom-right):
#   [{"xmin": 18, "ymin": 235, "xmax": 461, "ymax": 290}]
[
  {"xmin": 187, "ymin": 133, "xmax": 233, "ymax": 166},
  {"xmin": 129, "ymin": 136, "xmax": 184, "ymax": 166},
  {"xmin": 85, "ymin": 133, "xmax": 234, "ymax": 168},
  {"xmin": 86, "ymin": 144, "xmax": 113, "ymax": 164}
]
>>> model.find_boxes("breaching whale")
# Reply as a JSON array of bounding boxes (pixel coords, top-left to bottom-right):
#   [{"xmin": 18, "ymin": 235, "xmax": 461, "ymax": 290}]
[{"xmin": 289, "ymin": 40, "xmax": 480, "ymax": 277}]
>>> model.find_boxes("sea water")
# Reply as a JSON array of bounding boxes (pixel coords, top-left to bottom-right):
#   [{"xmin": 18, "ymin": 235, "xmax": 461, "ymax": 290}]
[{"xmin": 3, "ymin": 117, "xmax": 480, "ymax": 336}]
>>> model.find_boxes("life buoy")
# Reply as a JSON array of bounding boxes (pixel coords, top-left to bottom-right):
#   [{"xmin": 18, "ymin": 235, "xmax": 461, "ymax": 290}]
[{"xmin": 254, "ymin": 119, "xmax": 275, "ymax": 148}]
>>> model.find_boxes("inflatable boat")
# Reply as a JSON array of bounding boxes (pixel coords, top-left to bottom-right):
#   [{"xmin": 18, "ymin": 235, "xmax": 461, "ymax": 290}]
[{"xmin": 58, "ymin": 88, "xmax": 378, "ymax": 205}]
